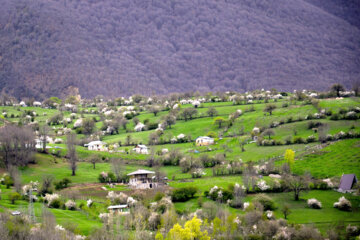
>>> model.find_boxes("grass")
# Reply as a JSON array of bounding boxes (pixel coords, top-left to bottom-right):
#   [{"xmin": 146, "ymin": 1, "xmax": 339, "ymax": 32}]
[
  {"xmin": 290, "ymin": 139, "xmax": 360, "ymax": 178},
  {"xmin": 0, "ymin": 185, "xmax": 102, "ymax": 235}
]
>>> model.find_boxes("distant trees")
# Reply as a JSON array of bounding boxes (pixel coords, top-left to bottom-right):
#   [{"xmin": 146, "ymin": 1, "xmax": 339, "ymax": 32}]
[
  {"xmin": 181, "ymin": 108, "xmax": 198, "ymax": 121},
  {"xmin": 0, "ymin": 124, "xmax": 35, "ymax": 168},
  {"xmin": 206, "ymin": 107, "xmax": 218, "ymax": 117},
  {"xmin": 331, "ymin": 84, "xmax": 345, "ymax": 97},
  {"xmin": 43, "ymin": 97, "xmax": 62, "ymax": 108},
  {"xmin": 213, "ymin": 117, "xmax": 225, "ymax": 128},
  {"xmin": 264, "ymin": 104, "xmax": 276, "ymax": 115},
  {"xmin": 66, "ymin": 133, "xmax": 78, "ymax": 176}
]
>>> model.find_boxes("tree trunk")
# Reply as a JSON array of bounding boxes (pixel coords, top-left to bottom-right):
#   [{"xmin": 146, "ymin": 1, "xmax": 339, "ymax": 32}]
[
  {"xmin": 294, "ymin": 191, "xmax": 299, "ymax": 201},
  {"xmin": 93, "ymin": 163, "xmax": 96, "ymax": 169},
  {"xmin": 72, "ymin": 169, "xmax": 76, "ymax": 176}
]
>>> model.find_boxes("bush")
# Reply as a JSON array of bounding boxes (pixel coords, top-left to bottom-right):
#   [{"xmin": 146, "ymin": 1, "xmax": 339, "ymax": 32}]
[
  {"xmin": 306, "ymin": 135, "xmax": 316, "ymax": 143},
  {"xmin": 54, "ymin": 178, "xmax": 71, "ymax": 190},
  {"xmin": 65, "ymin": 200, "xmax": 77, "ymax": 210},
  {"xmin": 98, "ymin": 172, "xmax": 116, "ymax": 183},
  {"xmin": 154, "ymin": 192, "xmax": 165, "ymax": 202},
  {"xmin": 171, "ymin": 187, "xmax": 197, "ymax": 202},
  {"xmin": 307, "ymin": 198, "xmax": 322, "ymax": 209},
  {"xmin": 330, "ymin": 113, "xmax": 340, "ymax": 120},
  {"xmin": 334, "ymin": 196, "xmax": 352, "ymax": 211},
  {"xmin": 293, "ymin": 137, "xmax": 305, "ymax": 144},
  {"xmin": 49, "ymin": 199, "xmax": 61, "ymax": 208},
  {"xmin": 253, "ymin": 194, "xmax": 276, "ymax": 210}
]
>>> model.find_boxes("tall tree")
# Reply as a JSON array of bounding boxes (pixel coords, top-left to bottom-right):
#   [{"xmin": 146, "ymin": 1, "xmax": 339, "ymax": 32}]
[
  {"xmin": 66, "ymin": 133, "xmax": 78, "ymax": 176},
  {"xmin": 0, "ymin": 125, "xmax": 35, "ymax": 168},
  {"xmin": 39, "ymin": 124, "xmax": 51, "ymax": 153},
  {"xmin": 111, "ymin": 158, "xmax": 124, "ymax": 182}
]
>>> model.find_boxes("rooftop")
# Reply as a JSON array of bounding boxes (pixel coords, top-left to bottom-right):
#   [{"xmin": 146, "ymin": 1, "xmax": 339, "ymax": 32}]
[{"xmin": 127, "ymin": 169, "xmax": 155, "ymax": 176}]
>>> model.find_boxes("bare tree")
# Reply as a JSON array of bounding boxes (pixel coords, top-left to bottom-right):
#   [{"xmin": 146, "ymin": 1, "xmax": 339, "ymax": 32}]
[
  {"xmin": 88, "ymin": 154, "xmax": 101, "ymax": 169},
  {"xmin": 264, "ymin": 104, "xmax": 276, "ymax": 115},
  {"xmin": 149, "ymin": 105, "xmax": 161, "ymax": 116},
  {"xmin": 318, "ymin": 124, "xmax": 329, "ymax": 143},
  {"xmin": 111, "ymin": 158, "xmax": 124, "ymax": 182},
  {"xmin": 284, "ymin": 175, "xmax": 310, "ymax": 201},
  {"xmin": 66, "ymin": 133, "xmax": 78, "ymax": 176},
  {"xmin": 352, "ymin": 80, "xmax": 360, "ymax": 96},
  {"xmin": 207, "ymin": 107, "xmax": 218, "ymax": 117},
  {"xmin": 39, "ymin": 124, "xmax": 51, "ymax": 153},
  {"xmin": 0, "ymin": 124, "xmax": 35, "ymax": 168},
  {"xmin": 8, "ymin": 165, "xmax": 21, "ymax": 193},
  {"xmin": 262, "ymin": 129, "xmax": 275, "ymax": 140}
]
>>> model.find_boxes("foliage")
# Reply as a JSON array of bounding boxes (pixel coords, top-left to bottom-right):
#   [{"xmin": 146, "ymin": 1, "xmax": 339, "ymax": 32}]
[
  {"xmin": 171, "ymin": 187, "xmax": 198, "ymax": 202},
  {"xmin": 166, "ymin": 216, "xmax": 210, "ymax": 240}
]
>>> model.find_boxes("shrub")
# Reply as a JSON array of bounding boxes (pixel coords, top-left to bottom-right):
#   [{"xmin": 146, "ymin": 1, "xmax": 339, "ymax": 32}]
[
  {"xmin": 154, "ymin": 192, "xmax": 165, "ymax": 202},
  {"xmin": 307, "ymin": 198, "xmax": 322, "ymax": 209},
  {"xmin": 65, "ymin": 200, "xmax": 77, "ymax": 210},
  {"xmin": 49, "ymin": 199, "xmax": 61, "ymax": 208},
  {"xmin": 98, "ymin": 172, "xmax": 116, "ymax": 183},
  {"xmin": 330, "ymin": 113, "xmax": 340, "ymax": 120},
  {"xmin": 206, "ymin": 186, "xmax": 233, "ymax": 202},
  {"xmin": 171, "ymin": 187, "xmax": 197, "ymax": 202},
  {"xmin": 54, "ymin": 178, "xmax": 71, "ymax": 190},
  {"xmin": 334, "ymin": 196, "xmax": 352, "ymax": 211},
  {"xmin": 293, "ymin": 137, "xmax": 305, "ymax": 144},
  {"xmin": 306, "ymin": 135, "xmax": 316, "ymax": 143},
  {"xmin": 253, "ymin": 194, "xmax": 276, "ymax": 210}
]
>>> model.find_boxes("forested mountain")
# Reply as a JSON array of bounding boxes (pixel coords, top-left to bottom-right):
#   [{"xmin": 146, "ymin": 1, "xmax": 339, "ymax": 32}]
[{"xmin": 0, "ymin": 0, "xmax": 359, "ymax": 99}]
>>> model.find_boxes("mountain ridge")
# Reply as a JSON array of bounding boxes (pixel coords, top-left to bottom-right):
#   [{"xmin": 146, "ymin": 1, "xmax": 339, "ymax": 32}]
[{"xmin": 0, "ymin": 0, "xmax": 359, "ymax": 99}]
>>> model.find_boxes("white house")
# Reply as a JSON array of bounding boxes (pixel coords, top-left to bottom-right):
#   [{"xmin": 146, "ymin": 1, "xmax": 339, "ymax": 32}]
[
  {"xmin": 195, "ymin": 136, "xmax": 214, "ymax": 146},
  {"xmin": 127, "ymin": 169, "xmax": 156, "ymax": 189},
  {"xmin": 107, "ymin": 205, "xmax": 129, "ymax": 214},
  {"xmin": 133, "ymin": 145, "xmax": 149, "ymax": 154},
  {"xmin": 84, "ymin": 141, "xmax": 107, "ymax": 151}
]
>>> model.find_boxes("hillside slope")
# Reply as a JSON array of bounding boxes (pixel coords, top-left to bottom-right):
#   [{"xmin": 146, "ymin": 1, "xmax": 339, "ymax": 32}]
[{"xmin": 0, "ymin": 0, "xmax": 359, "ymax": 99}]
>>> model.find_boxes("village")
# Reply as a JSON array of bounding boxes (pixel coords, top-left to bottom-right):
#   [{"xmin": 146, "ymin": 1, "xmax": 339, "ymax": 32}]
[{"xmin": 0, "ymin": 87, "xmax": 359, "ymax": 239}]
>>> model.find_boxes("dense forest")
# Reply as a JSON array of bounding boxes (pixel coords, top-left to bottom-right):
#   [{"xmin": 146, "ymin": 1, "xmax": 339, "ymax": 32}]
[{"xmin": 0, "ymin": 0, "xmax": 359, "ymax": 99}]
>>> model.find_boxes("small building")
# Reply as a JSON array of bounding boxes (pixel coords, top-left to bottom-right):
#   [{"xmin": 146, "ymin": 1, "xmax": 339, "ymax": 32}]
[
  {"xmin": 338, "ymin": 174, "xmax": 358, "ymax": 192},
  {"xmin": 127, "ymin": 169, "xmax": 156, "ymax": 189},
  {"xmin": 133, "ymin": 145, "xmax": 149, "ymax": 154},
  {"xmin": 107, "ymin": 205, "xmax": 129, "ymax": 214},
  {"xmin": 84, "ymin": 141, "xmax": 107, "ymax": 151},
  {"xmin": 195, "ymin": 136, "xmax": 214, "ymax": 146}
]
